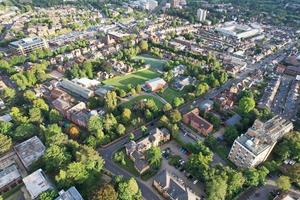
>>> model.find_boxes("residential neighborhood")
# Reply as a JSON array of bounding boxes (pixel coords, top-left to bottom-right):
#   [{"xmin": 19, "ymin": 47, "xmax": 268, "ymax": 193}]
[{"xmin": 0, "ymin": 0, "xmax": 300, "ymax": 200}]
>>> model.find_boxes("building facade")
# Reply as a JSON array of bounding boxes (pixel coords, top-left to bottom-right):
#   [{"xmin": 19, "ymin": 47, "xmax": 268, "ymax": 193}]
[
  {"xmin": 9, "ymin": 37, "xmax": 49, "ymax": 55},
  {"xmin": 197, "ymin": 9, "xmax": 207, "ymax": 22},
  {"xmin": 228, "ymin": 116, "xmax": 293, "ymax": 168}
]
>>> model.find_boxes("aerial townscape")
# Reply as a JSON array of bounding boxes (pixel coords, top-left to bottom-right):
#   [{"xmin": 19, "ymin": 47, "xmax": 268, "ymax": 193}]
[{"xmin": 0, "ymin": 0, "xmax": 300, "ymax": 200}]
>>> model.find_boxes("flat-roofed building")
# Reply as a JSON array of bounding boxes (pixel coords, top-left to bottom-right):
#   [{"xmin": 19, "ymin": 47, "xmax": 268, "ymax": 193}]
[
  {"xmin": 9, "ymin": 37, "xmax": 49, "ymax": 55},
  {"xmin": 23, "ymin": 169, "xmax": 52, "ymax": 199},
  {"xmin": 228, "ymin": 116, "xmax": 293, "ymax": 168},
  {"xmin": 14, "ymin": 136, "xmax": 46, "ymax": 170},
  {"xmin": 60, "ymin": 79, "xmax": 94, "ymax": 99},
  {"xmin": 0, "ymin": 164, "xmax": 22, "ymax": 194},
  {"xmin": 55, "ymin": 186, "xmax": 84, "ymax": 200}
]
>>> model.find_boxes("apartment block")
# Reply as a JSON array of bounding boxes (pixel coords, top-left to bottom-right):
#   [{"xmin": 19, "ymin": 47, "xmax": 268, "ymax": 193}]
[
  {"xmin": 9, "ymin": 37, "xmax": 49, "ymax": 55},
  {"xmin": 228, "ymin": 116, "xmax": 293, "ymax": 168}
]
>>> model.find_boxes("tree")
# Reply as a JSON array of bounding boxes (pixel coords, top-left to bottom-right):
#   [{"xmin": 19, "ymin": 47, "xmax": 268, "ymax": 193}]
[
  {"xmin": 146, "ymin": 99, "xmax": 158, "ymax": 112},
  {"xmin": 224, "ymin": 126, "xmax": 239, "ymax": 144},
  {"xmin": 173, "ymin": 97, "xmax": 184, "ymax": 107},
  {"xmin": 117, "ymin": 178, "xmax": 141, "ymax": 200},
  {"xmin": 29, "ymin": 107, "xmax": 43, "ymax": 123},
  {"xmin": 276, "ymin": 176, "xmax": 291, "ymax": 191},
  {"xmin": 129, "ymin": 133, "xmax": 135, "ymax": 140},
  {"xmin": 139, "ymin": 40, "xmax": 148, "ymax": 52},
  {"xmin": 0, "ymin": 134, "xmax": 12, "ymax": 155},
  {"xmin": 163, "ymin": 103, "xmax": 172, "ymax": 112},
  {"xmin": 38, "ymin": 189, "xmax": 57, "ymax": 200},
  {"xmin": 116, "ymin": 124, "xmax": 126, "ymax": 136},
  {"xmin": 169, "ymin": 109, "xmax": 182, "ymax": 123},
  {"xmin": 114, "ymin": 151, "xmax": 126, "ymax": 165},
  {"xmin": 103, "ymin": 113, "xmax": 117, "ymax": 131},
  {"xmin": 239, "ymin": 97, "xmax": 255, "ymax": 113},
  {"xmin": 49, "ymin": 109, "xmax": 63, "ymax": 123},
  {"xmin": 88, "ymin": 115, "xmax": 103, "ymax": 133},
  {"xmin": 2, "ymin": 88, "xmax": 16, "ymax": 102},
  {"xmin": 147, "ymin": 146, "xmax": 162, "ymax": 167},
  {"xmin": 23, "ymin": 90, "xmax": 37, "ymax": 102},
  {"xmin": 206, "ymin": 175, "xmax": 228, "ymax": 200},
  {"xmin": 226, "ymin": 170, "xmax": 245, "ymax": 198},
  {"xmin": 13, "ymin": 123, "xmax": 37, "ymax": 141},
  {"xmin": 56, "ymin": 162, "xmax": 89, "ymax": 188},
  {"xmin": 33, "ymin": 98, "xmax": 49, "ymax": 111},
  {"xmin": 244, "ymin": 167, "xmax": 269, "ymax": 187},
  {"xmin": 105, "ymin": 91, "xmax": 118, "ymax": 111},
  {"xmin": 0, "ymin": 121, "xmax": 13, "ymax": 134},
  {"xmin": 69, "ymin": 125, "xmax": 80, "ymax": 139},
  {"xmin": 186, "ymin": 152, "xmax": 213, "ymax": 180},
  {"xmin": 92, "ymin": 184, "xmax": 118, "ymax": 200},
  {"xmin": 121, "ymin": 108, "xmax": 132, "ymax": 124},
  {"xmin": 10, "ymin": 107, "xmax": 28, "ymax": 124},
  {"xmin": 195, "ymin": 83, "xmax": 209, "ymax": 96},
  {"xmin": 43, "ymin": 144, "xmax": 71, "ymax": 172}
]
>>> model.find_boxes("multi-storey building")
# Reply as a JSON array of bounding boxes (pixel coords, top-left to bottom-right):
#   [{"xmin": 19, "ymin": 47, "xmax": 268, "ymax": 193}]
[
  {"xmin": 9, "ymin": 37, "xmax": 49, "ymax": 55},
  {"xmin": 197, "ymin": 9, "xmax": 207, "ymax": 22},
  {"xmin": 228, "ymin": 116, "xmax": 293, "ymax": 168}
]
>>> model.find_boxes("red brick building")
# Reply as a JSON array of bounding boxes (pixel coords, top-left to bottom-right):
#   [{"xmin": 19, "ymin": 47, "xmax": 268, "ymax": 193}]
[{"xmin": 182, "ymin": 108, "xmax": 213, "ymax": 136}]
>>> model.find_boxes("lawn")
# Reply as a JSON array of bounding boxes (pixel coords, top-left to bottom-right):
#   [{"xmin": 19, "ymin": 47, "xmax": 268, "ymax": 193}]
[
  {"xmin": 114, "ymin": 149, "xmax": 140, "ymax": 177},
  {"xmin": 102, "ymin": 69, "xmax": 160, "ymax": 90},
  {"xmin": 134, "ymin": 54, "xmax": 167, "ymax": 70},
  {"xmin": 121, "ymin": 95, "xmax": 164, "ymax": 109},
  {"xmin": 158, "ymin": 87, "xmax": 185, "ymax": 104}
]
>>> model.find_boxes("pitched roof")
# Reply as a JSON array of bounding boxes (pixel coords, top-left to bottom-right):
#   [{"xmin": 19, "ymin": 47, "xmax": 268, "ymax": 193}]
[{"xmin": 154, "ymin": 170, "xmax": 200, "ymax": 200}]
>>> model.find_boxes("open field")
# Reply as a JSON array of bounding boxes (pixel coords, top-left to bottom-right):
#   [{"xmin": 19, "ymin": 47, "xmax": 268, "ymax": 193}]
[
  {"xmin": 158, "ymin": 87, "xmax": 185, "ymax": 103},
  {"xmin": 121, "ymin": 95, "xmax": 164, "ymax": 109},
  {"xmin": 103, "ymin": 69, "xmax": 160, "ymax": 90},
  {"xmin": 134, "ymin": 54, "xmax": 167, "ymax": 70}
]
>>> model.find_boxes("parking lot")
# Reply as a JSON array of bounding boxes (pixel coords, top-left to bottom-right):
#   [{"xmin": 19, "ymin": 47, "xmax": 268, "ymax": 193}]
[{"xmin": 145, "ymin": 140, "xmax": 206, "ymax": 198}]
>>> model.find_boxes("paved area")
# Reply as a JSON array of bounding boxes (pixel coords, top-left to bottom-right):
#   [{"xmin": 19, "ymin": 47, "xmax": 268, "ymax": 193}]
[{"xmin": 145, "ymin": 141, "xmax": 205, "ymax": 198}]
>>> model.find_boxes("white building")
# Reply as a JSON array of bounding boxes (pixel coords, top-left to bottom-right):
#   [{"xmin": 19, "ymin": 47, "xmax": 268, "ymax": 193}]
[
  {"xmin": 197, "ymin": 8, "xmax": 207, "ymax": 22},
  {"xmin": 228, "ymin": 116, "xmax": 293, "ymax": 168},
  {"xmin": 9, "ymin": 37, "xmax": 49, "ymax": 55},
  {"xmin": 23, "ymin": 169, "xmax": 52, "ymax": 199},
  {"xmin": 60, "ymin": 79, "xmax": 94, "ymax": 99},
  {"xmin": 55, "ymin": 187, "xmax": 84, "ymax": 200},
  {"xmin": 216, "ymin": 21, "xmax": 263, "ymax": 40}
]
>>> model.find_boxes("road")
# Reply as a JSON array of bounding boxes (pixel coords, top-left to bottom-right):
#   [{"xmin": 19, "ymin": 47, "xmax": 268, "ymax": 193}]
[{"xmin": 98, "ymin": 42, "xmax": 296, "ymax": 199}]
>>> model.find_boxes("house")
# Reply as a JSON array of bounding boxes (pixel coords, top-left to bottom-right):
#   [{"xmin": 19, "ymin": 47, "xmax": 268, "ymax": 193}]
[
  {"xmin": 171, "ymin": 65, "xmax": 186, "ymax": 77},
  {"xmin": 55, "ymin": 186, "xmax": 84, "ymax": 200},
  {"xmin": 182, "ymin": 108, "xmax": 213, "ymax": 136},
  {"xmin": 153, "ymin": 170, "xmax": 201, "ymax": 200},
  {"xmin": 66, "ymin": 102, "xmax": 89, "ymax": 127},
  {"xmin": 144, "ymin": 78, "xmax": 167, "ymax": 92},
  {"xmin": 125, "ymin": 128, "xmax": 170, "ymax": 174},
  {"xmin": 23, "ymin": 169, "xmax": 52, "ymax": 199},
  {"xmin": 52, "ymin": 98, "xmax": 72, "ymax": 115},
  {"xmin": 14, "ymin": 136, "xmax": 46, "ymax": 170},
  {"xmin": 173, "ymin": 76, "xmax": 196, "ymax": 91}
]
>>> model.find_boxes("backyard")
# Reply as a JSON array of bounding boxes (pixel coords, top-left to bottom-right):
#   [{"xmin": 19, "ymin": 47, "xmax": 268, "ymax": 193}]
[
  {"xmin": 102, "ymin": 68, "xmax": 160, "ymax": 90},
  {"xmin": 133, "ymin": 54, "xmax": 167, "ymax": 70}
]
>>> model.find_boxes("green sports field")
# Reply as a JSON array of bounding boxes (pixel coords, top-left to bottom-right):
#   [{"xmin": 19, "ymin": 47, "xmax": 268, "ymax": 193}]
[{"xmin": 102, "ymin": 69, "xmax": 160, "ymax": 90}]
